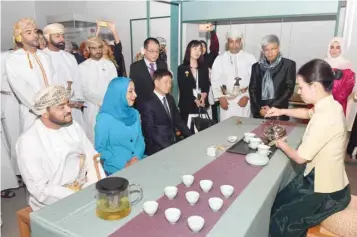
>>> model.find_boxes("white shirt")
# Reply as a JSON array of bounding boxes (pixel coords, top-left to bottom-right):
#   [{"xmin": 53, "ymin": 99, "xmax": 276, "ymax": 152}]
[
  {"xmin": 16, "ymin": 119, "xmax": 103, "ymax": 211},
  {"xmin": 211, "ymin": 50, "xmax": 256, "ymax": 120},
  {"xmin": 154, "ymin": 90, "xmax": 170, "ymax": 114},
  {"xmin": 5, "ymin": 48, "xmax": 58, "ymax": 131}
]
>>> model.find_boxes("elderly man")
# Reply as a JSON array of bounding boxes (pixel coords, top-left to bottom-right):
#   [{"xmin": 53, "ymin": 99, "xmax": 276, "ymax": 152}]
[
  {"xmin": 43, "ymin": 23, "xmax": 85, "ymax": 128},
  {"xmin": 79, "ymin": 36, "xmax": 117, "ymax": 143},
  {"xmin": 16, "ymin": 86, "xmax": 104, "ymax": 211},
  {"xmin": 5, "ymin": 18, "xmax": 58, "ymax": 132},
  {"xmin": 211, "ymin": 29, "xmax": 256, "ymax": 121}
]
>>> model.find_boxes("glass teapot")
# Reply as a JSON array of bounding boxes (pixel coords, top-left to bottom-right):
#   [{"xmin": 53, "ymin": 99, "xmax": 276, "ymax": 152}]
[{"xmin": 95, "ymin": 177, "xmax": 143, "ymax": 220}]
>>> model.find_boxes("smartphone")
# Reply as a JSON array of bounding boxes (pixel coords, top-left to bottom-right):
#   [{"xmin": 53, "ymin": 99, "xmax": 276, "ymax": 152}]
[{"xmin": 98, "ymin": 20, "xmax": 108, "ymax": 27}]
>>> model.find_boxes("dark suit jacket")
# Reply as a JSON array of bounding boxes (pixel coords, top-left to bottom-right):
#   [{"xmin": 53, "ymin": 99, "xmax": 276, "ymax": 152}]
[
  {"xmin": 177, "ymin": 64, "xmax": 210, "ymax": 120},
  {"xmin": 249, "ymin": 58, "xmax": 296, "ymax": 121},
  {"xmin": 138, "ymin": 92, "xmax": 193, "ymax": 155},
  {"xmin": 129, "ymin": 59, "xmax": 168, "ymax": 106}
]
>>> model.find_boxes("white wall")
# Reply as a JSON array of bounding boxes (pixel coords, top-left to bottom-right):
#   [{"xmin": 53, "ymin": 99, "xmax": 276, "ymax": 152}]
[
  {"xmin": 1, "ymin": 0, "xmax": 170, "ymax": 72},
  {"xmin": 183, "ymin": 20, "xmax": 336, "ymax": 69}
]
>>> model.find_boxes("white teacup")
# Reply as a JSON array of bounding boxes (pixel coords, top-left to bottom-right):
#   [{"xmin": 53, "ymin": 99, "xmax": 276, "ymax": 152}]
[
  {"xmin": 199, "ymin": 180, "xmax": 213, "ymax": 192},
  {"xmin": 249, "ymin": 138, "xmax": 262, "ymax": 149},
  {"xmin": 143, "ymin": 201, "xmax": 158, "ymax": 216},
  {"xmin": 164, "ymin": 186, "xmax": 178, "ymax": 200},
  {"xmin": 228, "ymin": 136, "xmax": 238, "ymax": 143},
  {"xmin": 244, "ymin": 133, "xmax": 255, "ymax": 143},
  {"xmin": 182, "ymin": 175, "xmax": 194, "ymax": 187},
  {"xmin": 220, "ymin": 185, "xmax": 234, "ymax": 198},
  {"xmin": 165, "ymin": 208, "xmax": 181, "ymax": 224},
  {"xmin": 185, "ymin": 191, "xmax": 200, "ymax": 205},
  {"xmin": 208, "ymin": 197, "xmax": 223, "ymax": 212},
  {"xmin": 257, "ymin": 144, "xmax": 271, "ymax": 156},
  {"xmin": 187, "ymin": 215, "xmax": 205, "ymax": 233}
]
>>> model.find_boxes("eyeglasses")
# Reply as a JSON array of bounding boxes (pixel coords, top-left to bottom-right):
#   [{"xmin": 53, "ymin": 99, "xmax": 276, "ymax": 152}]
[
  {"xmin": 263, "ymin": 48, "xmax": 279, "ymax": 53},
  {"xmin": 146, "ymin": 49, "xmax": 159, "ymax": 54}
]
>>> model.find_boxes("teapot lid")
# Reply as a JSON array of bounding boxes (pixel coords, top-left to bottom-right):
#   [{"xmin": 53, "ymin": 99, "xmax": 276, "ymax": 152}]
[{"xmin": 96, "ymin": 177, "xmax": 129, "ymax": 193}]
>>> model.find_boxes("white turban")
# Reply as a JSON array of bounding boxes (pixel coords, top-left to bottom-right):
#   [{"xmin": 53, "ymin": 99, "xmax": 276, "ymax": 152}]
[
  {"xmin": 86, "ymin": 36, "xmax": 104, "ymax": 48},
  {"xmin": 33, "ymin": 86, "xmax": 69, "ymax": 116},
  {"xmin": 226, "ymin": 29, "xmax": 243, "ymax": 40},
  {"xmin": 13, "ymin": 18, "xmax": 37, "ymax": 43},
  {"xmin": 43, "ymin": 23, "xmax": 65, "ymax": 41}
]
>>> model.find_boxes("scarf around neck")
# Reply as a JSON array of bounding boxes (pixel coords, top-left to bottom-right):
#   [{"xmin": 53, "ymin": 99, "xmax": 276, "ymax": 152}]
[{"xmin": 259, "ymin": 52, "xmax": 282, "ymax": 100}]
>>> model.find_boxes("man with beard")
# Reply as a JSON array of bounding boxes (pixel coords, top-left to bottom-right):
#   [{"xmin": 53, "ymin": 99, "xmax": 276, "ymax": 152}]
[
  {"xmin": 79, "ymin": 36, "xmax": 116, "ymax": 143},
  {"xmin": 43, "ymin": 23, "xmax": 85, "ymax": 129},
  {"xmin": 16, "ymin": 86, "xmax": 104, "ymax": 211},
  {"xmin": 5, "ymin": 18, "xmax": 58, "ymax": 132}
]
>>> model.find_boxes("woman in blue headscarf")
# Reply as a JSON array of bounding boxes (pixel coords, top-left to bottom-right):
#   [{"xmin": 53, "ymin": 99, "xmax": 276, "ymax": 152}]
[{"xmin": 95, "ymin": 77, "xmax": 145, "ymax": 175}]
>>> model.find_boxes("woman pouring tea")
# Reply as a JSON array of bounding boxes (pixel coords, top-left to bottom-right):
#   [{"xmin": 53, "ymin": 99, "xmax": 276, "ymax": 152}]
[{"xmin": 265, "ymin": 59, "xmax": 350, "ymax": 237}]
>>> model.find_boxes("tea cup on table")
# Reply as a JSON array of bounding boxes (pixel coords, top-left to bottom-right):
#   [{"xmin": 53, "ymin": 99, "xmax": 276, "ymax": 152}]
[
  {"xmin": 257, "ymin": 144, "xmax": 271, "ymax": 156},
  {"xmin": 182, "ymin": 175, "xmax": 194, "ymax": 187},
  {"xmin": 249, "ymin": 138, "xmax": 262, "ymax": 149},
  {"xmin": 199, "ymin": 180, "xmax": 213, "ymax": 193},
  {"xmin": 208, "ymin": 197, "xmax": 223, "ymax": 212},
  {"xmin": 187, "ymin": 215, "xmax": 205, "ymax": 233},
  {"xmin": 185, "ymin": 191, "xmax": 200, "ymax": 205},
  {"xmin": 165, "ymin": 208, "xmax": 181, "ymax": 224},
  {"xmin": 142, "ymin": 201, "xmax": 158, "ymax": 216},
  {"xmin": 164, "ymin": 186, "xmax": 178, "ymax": 200},
  {"xmin": 244, "ymin": 133, "xmax": 255, "ymax": 143},
  {"xmin": 220, "ymin": 185, "xmax": 234, "ymax": 198}
]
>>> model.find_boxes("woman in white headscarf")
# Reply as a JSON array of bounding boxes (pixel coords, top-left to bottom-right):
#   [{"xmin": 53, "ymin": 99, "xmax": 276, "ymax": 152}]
[{"xmin": 325, "ymin": 37, "xmax": 357, "ymax": 159}]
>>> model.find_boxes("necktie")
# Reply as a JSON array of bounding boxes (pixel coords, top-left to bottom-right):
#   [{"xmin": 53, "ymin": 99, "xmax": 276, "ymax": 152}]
[
  {"xmin": 149, "ymin": 63, "xmax": 155, "ymax": 78},
  {"xmin": 162, "ymin": 97, "xmax": 171, "ymax": 118}
]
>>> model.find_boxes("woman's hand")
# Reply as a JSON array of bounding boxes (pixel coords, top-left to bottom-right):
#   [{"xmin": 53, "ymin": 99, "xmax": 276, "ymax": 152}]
[
  {"xmin": 125, "ymin": 157, "xmax": 138, "ymax": 168},
  {"xmin": 265, "ymin": 107, "xmax": 284, "ymax": 117},
  {"xmin": 194, "ymin": 99, "xmax": 202, "ymax": 107},
  {"xmin": 275, "ymin": 137, "xmax": 287, "ymax": 149},
  {"xmin": 200, "ymin": 92, "xmax": 207, "ymax": 106}
]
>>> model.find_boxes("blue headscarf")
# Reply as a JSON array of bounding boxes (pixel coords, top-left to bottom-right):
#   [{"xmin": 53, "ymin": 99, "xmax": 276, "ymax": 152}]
[{"xmin": 99, "ymin": 77, "xmax": 138, "ymax": 126}]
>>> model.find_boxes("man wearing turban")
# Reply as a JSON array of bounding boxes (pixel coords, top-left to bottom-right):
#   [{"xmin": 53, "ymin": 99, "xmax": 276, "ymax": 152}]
[
  {"xmin": 78, "ymin": 36, "xmax": 117, "ymax": 142},
  {"xmin": 16, "ymin": 85, "xmax": 104, "ymax": 211},
  {"xmin": 211, "ymin": 29, "xmax": 256, "ymax": 120},
  {"xmin": 5, "ymin": 18, "xmax": 58, "ymax": 132},
  {"xmin": 42, "ymin": 23, "xmax": 85, "ymax": 129}
]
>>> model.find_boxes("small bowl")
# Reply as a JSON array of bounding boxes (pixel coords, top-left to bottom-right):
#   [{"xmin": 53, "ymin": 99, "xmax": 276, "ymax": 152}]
[
  {"xmin": 199, "ymin": 180, "xmax": 213, "ymax": 193},
  {"xmin": 243, "ymin": 133, "xmax": 255, "ymax": 143},
  {"xmin": 164, "ymin": 186, "xmax": 178, "ymax": 200},
  {"xmin": 220, "ymin": 185, "xmax": 234, "ymax": 198},
  {"xmin": 182, "ymin": 175, "xmax": 194, "ymax": 187},
  {"xmin": 143, "ymin": 201, "xmax": 158, "ymax": 216},
  {"xmin": 228, "ymin": 136, "xmax": 238, "ymax": 143},
  {"xmin": 208, "ymin": 197, "xmax": 223, "ymax": 212},
  {"xmin": 187, "ymin": 215, "xmax": 205, "ymax": 233},
  {"xmin": 165, "ymin": 208, "xmax": 181, "ymax": 224},
  {"xmin": 185, "ymin": 191, "xmax": 200, "ymax": 205}
]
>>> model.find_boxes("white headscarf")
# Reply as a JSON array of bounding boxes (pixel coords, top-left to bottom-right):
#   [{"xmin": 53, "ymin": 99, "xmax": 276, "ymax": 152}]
[
  {"xmin": 43, "ymin": 23, "xmax": 65, "ymax": 41},
  {"xmin": 325, "ymin": 37, "xmax": 353, "ymax": 69},
  {"xmin": 33, "ymin": 86, "xmax": 69, "ymax": 116}
]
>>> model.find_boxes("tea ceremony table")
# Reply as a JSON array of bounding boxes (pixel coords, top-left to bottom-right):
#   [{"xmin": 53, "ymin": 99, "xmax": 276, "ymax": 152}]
[{"xmin": 30, "ymin": 116, "xmax": 306, "ymax": 237}]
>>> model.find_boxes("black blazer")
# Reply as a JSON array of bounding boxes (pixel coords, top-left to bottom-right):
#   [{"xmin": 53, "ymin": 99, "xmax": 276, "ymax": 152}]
[
  {"xmin": 177, "ymin": 64, "xmax": 210, "ymax": 113},
  {"xmin": 129, "ymin": 59, "xmax": 168, "ymax": 106},
  {"xmin": 138, "ymin": 92, "xmax": 193, "ymax": 155},
  {"xmin": 249, "ymin": 58, "xmax": 296, "ymax": 120},
  {"xmin": 113, "ymin": 42, "xmax": 127, "ymax": 77}
]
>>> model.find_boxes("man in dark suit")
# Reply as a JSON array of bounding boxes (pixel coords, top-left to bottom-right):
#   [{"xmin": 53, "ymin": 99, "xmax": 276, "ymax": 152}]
[
  {"xmin": 138, "ymin": 69, "xmax": 193, "ymax": 155},
  {"xmin": 130, "ymin": 37, "xmax": 168, "ymax": 107}
]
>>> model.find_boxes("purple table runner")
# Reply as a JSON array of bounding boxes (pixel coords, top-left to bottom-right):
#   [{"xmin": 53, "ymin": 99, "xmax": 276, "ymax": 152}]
[{"xmin": 110, "ymin": 122, "xmax": 297, "ymax": 237}]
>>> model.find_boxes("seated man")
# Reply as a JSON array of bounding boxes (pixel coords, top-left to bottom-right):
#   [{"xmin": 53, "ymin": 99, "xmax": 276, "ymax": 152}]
[
  {"xmin": 16, "ymin": 86, "xmax": 104, "ymax": 211},
  {"xmin": 138, "ymin": 69, "xmax": 193, "ymax": 155}
]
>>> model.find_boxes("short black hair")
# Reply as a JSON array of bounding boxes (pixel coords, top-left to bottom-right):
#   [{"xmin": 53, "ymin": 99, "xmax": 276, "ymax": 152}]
[
  {"xmin": 37, "ymin": 29, "xmax": 44, "ymax": 35},
  {"xmin": 144, "ymin": 37, "xmax": 160, "ymax": 49},
  {"xmin": 153, "ymin": 69, "xmax": 172, "ymax": 81},
  {"xmin": 72, "ymin": 42, "xmax": 79, "ymax": 50}
]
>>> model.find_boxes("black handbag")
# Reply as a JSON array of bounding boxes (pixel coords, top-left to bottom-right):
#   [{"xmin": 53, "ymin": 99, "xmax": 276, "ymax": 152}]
[{"xmin": 191, "ymin": 107, "xmax": 217, "ymax": 132}]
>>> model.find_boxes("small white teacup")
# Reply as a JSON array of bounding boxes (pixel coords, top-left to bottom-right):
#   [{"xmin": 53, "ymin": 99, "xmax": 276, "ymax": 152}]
[
  {"xmin": 182, "ymin": 175, "xmax": 194, "ymax": 187},
  {"xmin": 208, "ymin": 197, "xmax": 223, "ymax": 212},
  {"xmin": 143, "ymin": 201, "xmax": 158, "ymax": 216},
  {"xmin": 165, "ymin": 208, "xmax": 181, "ymax": 224},
  {"xmin": 249, "ymin": 138, "xmax": 262, "ymax": 149},
  {"xmin": 257, "ymin": 144, "xmax": 271, "ymax": 156},
  {"xmin": 185, "ymin": 191, "xmax": 200, "ymax": 205},
  {"xmin": 187, "ymin": 215, "xmax": 205, "ymax": 233},
  {"xmin": 199, "ymin": 180, "xmax": 213, "ymax": 193},
  {"xmin": 244, "ymin": 133, "xmax": 255, "ymax": 143},
  {"xmin": 220, "ymin": 185, "xmax": 234, "ymax": 198},
  {"xmin": 164, "ymin": 186, "xmax": 178, "ymax": 200}
]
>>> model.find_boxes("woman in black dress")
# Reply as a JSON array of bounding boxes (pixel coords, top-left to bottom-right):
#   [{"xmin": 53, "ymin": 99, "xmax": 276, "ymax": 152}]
[{"xmin": 177, "ymin": 40, "xmax": 210, "ymax": 124}]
